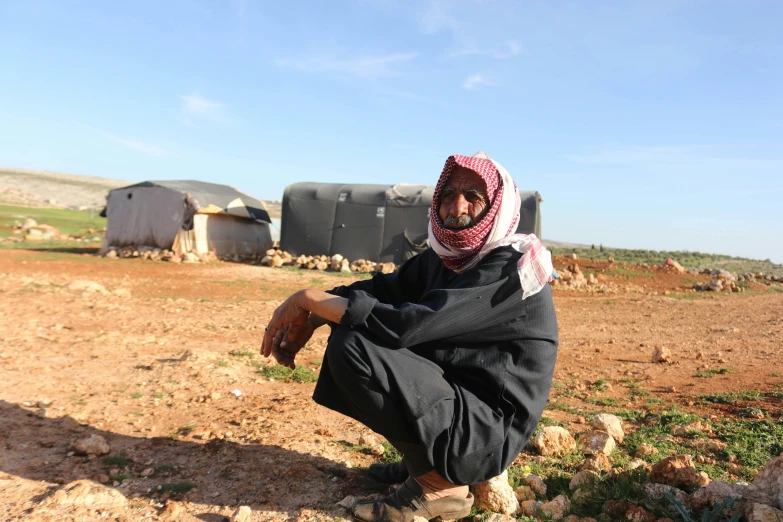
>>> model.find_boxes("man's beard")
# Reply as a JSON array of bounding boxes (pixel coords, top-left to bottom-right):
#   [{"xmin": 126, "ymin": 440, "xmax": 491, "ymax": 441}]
[{"xmin": 443, "ymin": 214, "xmax": 475, "ymax": 231}]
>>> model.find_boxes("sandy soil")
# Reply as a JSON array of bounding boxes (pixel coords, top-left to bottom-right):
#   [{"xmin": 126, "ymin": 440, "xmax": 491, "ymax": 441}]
[{"xmin": 1, "ymin": 249, "xmax": 781, "ymax": 521}]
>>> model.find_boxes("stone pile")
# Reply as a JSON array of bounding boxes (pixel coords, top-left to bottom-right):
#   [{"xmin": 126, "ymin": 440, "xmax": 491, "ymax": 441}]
[
  {"xmin": 100, "ymin": 246, "xmax": 217, "ymax": 264},
  {"xmin": 551, "ymin": 264, "xmax": 622, "ymax": 294},
  {"xmin": 260, "ymin": 248, "xmax": 398, "ymax": 275},
  {"xmin": 693, "ymin": 269, "xmax": 744, "ymax": 293}
]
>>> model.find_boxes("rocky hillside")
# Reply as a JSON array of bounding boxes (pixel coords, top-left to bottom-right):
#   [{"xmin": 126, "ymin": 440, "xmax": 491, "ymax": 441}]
[{"xmin": 0, "ymin": 168, "xmax": 128, "ymax": 210}]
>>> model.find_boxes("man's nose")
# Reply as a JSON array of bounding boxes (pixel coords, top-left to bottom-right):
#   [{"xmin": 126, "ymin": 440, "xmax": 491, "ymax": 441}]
[{"xmin": 450, "ymin": 194, "xmax": 470, "ymax": 216}]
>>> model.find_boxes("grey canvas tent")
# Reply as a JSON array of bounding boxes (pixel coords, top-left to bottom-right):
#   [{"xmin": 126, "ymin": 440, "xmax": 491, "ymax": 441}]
[
  {"xmin": 281, "ymin": 182, "xmax": 542, "ymax": 264},
  {"xmin": 102, "ymin": 180, "xmax": 273, "ymax": 256}
]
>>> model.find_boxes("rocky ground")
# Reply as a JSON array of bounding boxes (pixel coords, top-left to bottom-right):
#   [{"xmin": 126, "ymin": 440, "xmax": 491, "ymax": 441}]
[{"xmin": 0, "ymin": 249, "xmax": 781, "ymax": 522}]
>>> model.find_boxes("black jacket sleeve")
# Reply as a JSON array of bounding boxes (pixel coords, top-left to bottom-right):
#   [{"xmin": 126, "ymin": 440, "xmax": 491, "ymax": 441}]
[{"xmin": 339, "ymin": 248, "xmax": 527, "ymax": 348}]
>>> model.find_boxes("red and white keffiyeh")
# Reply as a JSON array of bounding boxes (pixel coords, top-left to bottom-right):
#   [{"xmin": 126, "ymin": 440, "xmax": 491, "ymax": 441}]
[{"xmin": 428, "ymin": 152, "xmax": 554, "ymax": 300}]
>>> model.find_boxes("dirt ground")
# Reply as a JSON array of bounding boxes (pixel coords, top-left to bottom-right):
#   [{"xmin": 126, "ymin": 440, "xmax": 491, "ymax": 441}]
[{"xmin": 1, "ymin": 249, "xmax": 781, "ymax": 521}]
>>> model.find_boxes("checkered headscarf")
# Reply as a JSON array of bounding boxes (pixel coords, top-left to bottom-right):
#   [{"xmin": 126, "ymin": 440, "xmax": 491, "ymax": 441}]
[{"xmin": 428, "ymin": 152, "xmax": 553, "ymax": 300}]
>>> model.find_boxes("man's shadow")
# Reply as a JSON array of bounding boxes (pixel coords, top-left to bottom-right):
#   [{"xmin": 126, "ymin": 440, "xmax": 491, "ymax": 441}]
[{"xmin": 0, "ymin": 400, "xmax": 384, "ymax": 519}]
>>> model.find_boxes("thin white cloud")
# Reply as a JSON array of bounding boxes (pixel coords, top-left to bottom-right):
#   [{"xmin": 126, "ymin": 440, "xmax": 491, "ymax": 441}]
[
  {"xmin": 179, "ymin": 94, "xmax": 231, "ymax": 125},
  {"xmin": 105, "ymin": 134, "xmax": 177, "ymax": 158},
  {"xmin": 276, "ymin": 52, "xmax": 418, "ymax": 79},
  {"xmin": 565, "ymin": 145, "xmax": 783, "ymax": 172},
  {"xmin": 462, "ymin": 74, "xmax": 495, "ymax": 90},
  {"xmin": 451, "ymin": 40, "xmax": 523, "ymax": 59},
  {"xmin": 182, "ymin": 118, "xmax": 200, "ymax": 129}
]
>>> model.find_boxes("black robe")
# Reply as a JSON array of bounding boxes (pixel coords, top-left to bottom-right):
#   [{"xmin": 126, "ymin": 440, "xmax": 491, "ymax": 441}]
[{"xmin": 313, "ymin": 246, "xmax": 559, "ymax": 484}]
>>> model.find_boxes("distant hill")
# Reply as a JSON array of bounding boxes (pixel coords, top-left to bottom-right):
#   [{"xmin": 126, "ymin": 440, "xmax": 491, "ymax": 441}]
[{"xmin": 0, "ymin": 168, "xmax": 128, "ymax": 210}]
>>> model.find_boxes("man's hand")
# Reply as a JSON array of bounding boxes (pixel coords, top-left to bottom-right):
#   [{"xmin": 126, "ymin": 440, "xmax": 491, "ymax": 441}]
[
  {"xmin": 261, "ymin": 290, "xmax": 310, "ymax": 360},
  {"xmin": 269, "ymin": 322, "xmax": 315, "ymax": 369}
]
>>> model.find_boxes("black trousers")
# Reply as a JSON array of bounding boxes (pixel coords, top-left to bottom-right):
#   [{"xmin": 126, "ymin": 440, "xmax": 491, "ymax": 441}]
[{"xmin": 312, "ymin": 325, "xmax": 456, "ymax": 478}]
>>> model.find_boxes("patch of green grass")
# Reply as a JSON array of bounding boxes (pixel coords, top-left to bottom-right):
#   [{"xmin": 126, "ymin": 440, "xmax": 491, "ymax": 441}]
[
  {"xmin": 157, "ymin": 482, "xmax": 194, "ymax": 495},
  {"xmin": 310, "ymin": 358, "xmax": 323, "ymax": 366},
  {"xmin": 229, "ymin": 348, "xmax": 256, "ymax": 358},
  {"xmin": 154, "ymin": 464, "xmax": 176, "ymax": 473},
  {"xmin": 102, "ymin": 452, "xmax": 133, "ymax": 467},
  {"xmin": 586, "ymin": 397, "xmax": 619, "ymax": 407},
  {"xmin": 129, "ymin": 392, "xmax": 143, "ymax": 399},
  {"xmin": 129, "ymin": 411, "xmax": 143, "ymax": 417},
  {"xmin": 111, "ymin": 473, "xmax": 130, "ymax": 483},
  {"xmin": 153, "ymin": 391, "xmax": 165, "ymax": 399},
  {"xmin": 377, "ymin": 442, "xmax": 402, "ymax": 465},
  {"xmin": 258, "ymin": 364, "xmax": 318, "ymax": 383},
  {"xmin": 546, "ymin": 400, "xmax": 583, "ymax": 415},
  {"xmin": 699, "ymin": 390, "xmax": 764, "ymax": 404},
  {"xmin": 771, "ymin": 372, "xmax": 783, "ymax": 377},
  {"xmin": 591, "ymin": 378, "xmax": 610, "ymax": 392},
  {"xmin": 215, "ymin": 360, "xmax": 228, "ymax": 367},
  {"xmin": 694, "ymin": 368, "xmax": 736, "ymax": 378},
  {"xmin": 0, "ymin": 204, "xmax": 106, "ymax": 239},
  {"xmin": 69, "ymin": 395, "xmax": 86, "ymax": 406},
  {"xmin": 717, "ymin": 419, "xmax": 783, "ymax": 478}
]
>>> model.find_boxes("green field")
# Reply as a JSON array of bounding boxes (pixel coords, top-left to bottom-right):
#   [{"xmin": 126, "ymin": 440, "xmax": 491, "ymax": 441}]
[
  {"xmin": 550, "ymin": 246, "xmax": 783, "ymax": 277},
  {"xmin": 0, "ymin": 205, "xmax": 106, "ymax": 249}
]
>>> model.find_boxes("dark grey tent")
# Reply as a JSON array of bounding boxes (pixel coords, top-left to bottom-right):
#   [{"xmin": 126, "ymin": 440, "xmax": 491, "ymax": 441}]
[
  {"xmin": 102, "ymin": 180, "xmax": 272, "ymax": 256},
  {"xmin": 281, "ymin": 182, "xmax": 542, "ymax": 264}
]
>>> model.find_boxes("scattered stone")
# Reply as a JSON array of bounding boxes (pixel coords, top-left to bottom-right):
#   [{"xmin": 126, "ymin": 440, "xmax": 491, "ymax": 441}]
[
  {"xmin": 635, "ymin": 443, "xmax": 658, "ymax": 458},
  {"xmin": 539, "ymin": 495, "xmax": 570, "ymax": 521},
  {"xmin": 570, "ymin": 470, "xmax": 600, "ymax": 491},
  {"xmin": 693, "ymin": 439, "xmax": 727, "ymax": 453},
  {"xmin": 484, "ymin": 514, "xmax": 517, "ymax": 522},
  {"xmin": 524, "ymin": 474, "xmax": 547, "ymax": 497},
  {"xmin": 231, "ymin": 505, "xmax": 253, "ymax": 522},
  {"xmin": 70, "ymin": 434, "xmax": 110, "ymax": 456},
  {"xmin": 746, "ymin": 503, "xmax": 783, "ymax": 522},
  {"xmin": 652, "ymin": 346, "xmax": 672, "ymax": 364},
  {"xmin": 534, "ymin": 426, "xmax": 577, "ymax": 456},
  {"xmin": 650, "ymin": 455, "xmax": 711, "ymax": 488},
  {"xmin": 644, "ymin": 483, "xmax": 690, "ymax": 507},
  {"xmin": 95, "ymin": 474, "xmax": 110, "ymax": 484},
  {"xmin": 159, "ymin": 501, "xmax": 184, "ymax": 521},
  {"xmin": 625, "ymin": 505, "xmax": 656, "ymax": 522},
  {"xmin": 67, "ymin": 280, "xmax": 107, "ymax": 294},
  {"xmin": 690, "ymin": 481, "xmax": 772, "ymax": 508},
  {"xmin": 627, "ymin": 459, "xmax": 649, "ymax": 471},
  {"xmin": 41, "ymin": 480, "xmax": 127, "ymax": 509},
  {"xmin": 518, "ymin": 500, "xmax": 541, "ymax": 517},
  {"xmin": 583, "ymin": 453, "xmax": 612, "ymax": 472},
  {"xmin": 514, "ymin": 485, "xmax": 536, "ymax": 501},
  {"xmin": 210, "ymin": 392, "xmax": 222, "ymax": 401},
  {"xmin": 753, "ymin": 455, "xmax": 783, "ymax": 510},
  {"xmin": 581, "ymin": 430, "xmax": 616, "ymax": 456},
  {"xmin": 370, "ymin": 444, "xmax": 385, "ymax": 456},
  {"xmin": 337, "ymin": 495, "xmax": 356, "ymax": 509},
  {"xmin": 358, "ymin": 433, "xmax": 377, "ymax": 446},
  {"xmin": 181, "ymin": 252, "xmax": 200, "ymax": 263},
  {"xmin": 140, "ymin": 467, "xmax": 154, "ymax": 477},
  {"xmin": 592, "ymin": 413, "xmax": 625, "ymax": 444},
  {"xmin": 471, "ymin": 470, "xmax": 519, "ymax": 516}
]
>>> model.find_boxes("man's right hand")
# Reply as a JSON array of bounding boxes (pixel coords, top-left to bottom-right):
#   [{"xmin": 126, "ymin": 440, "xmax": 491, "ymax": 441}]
[{"xmin": 270, "ymin": 321, "xmax": 315, "ymax": 369}]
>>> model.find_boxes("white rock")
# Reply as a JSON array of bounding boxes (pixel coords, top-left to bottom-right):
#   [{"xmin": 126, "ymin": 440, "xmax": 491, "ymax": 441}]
[
  {"xmin": 524, "ymin": 474, "xmax": 547, "ymax": 496},
  {"xmin": 580, "ymin": 430, "xmax": 616, "ymax": 455},
  {"xmin": 358, "ymin": 433, "xmax": 377, "ymax": 446},
  {"xmin": 70, "ymin": 434, "xmax": 110, "ymax": 456},
  {"xmin": 534, "ymin": 426, "xmax": 577, "ymax": 456},
  {"xmin": 470, "ymin": 470, "xmax": 519, "ymax": 515},
  {"xmin": 67, "ymin": 280, "xmax": 106, "ymax": 294},
  {"xmin": 337, "ymin": 495, "xmax": 356, "ymax": 509},
  {"xmin": 569, "ymin": 470, "xmax": 599, "ymax": 491},
  {"xmin": 591, "ymin": 413, "xmax": 624, "ymax": 444},
  {"xmin": 231, "ymin": 505, "xmax": 253, "ymax": 522},
  {"xmin": 652, "ymin": 346, "xmax": 673, "ymax": 363},
  {"xmin": 41, "ymin": 480, "xmax": 127, "ymax": 509},
  {"xmin": 231, "ymin": 389, "xmax": 243, "ymax": 397},
  {"xmin": 746, "ymin": 503, "xmax": 783, "ymax": 522},
  {"xmin": 753, "ymin": 455, "xmax": 783, "ymax": 509}
]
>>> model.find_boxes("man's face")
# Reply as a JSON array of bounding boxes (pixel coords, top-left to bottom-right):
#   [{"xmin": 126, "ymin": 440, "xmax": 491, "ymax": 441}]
[{"xmin": 438, "ymin": 166, "xmax": 489, "ymax": 230}]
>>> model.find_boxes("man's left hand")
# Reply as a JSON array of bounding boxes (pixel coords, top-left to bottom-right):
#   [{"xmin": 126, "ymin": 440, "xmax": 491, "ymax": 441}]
[{"xmin": 261, "ymin": 290, "xmax": 309, "ymax": 359}]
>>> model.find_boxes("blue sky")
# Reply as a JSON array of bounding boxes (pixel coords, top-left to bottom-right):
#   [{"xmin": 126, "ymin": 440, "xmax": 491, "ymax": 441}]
[{"xmin": 1, "ymin": 1, "xmax": 782, "ymax": 261}]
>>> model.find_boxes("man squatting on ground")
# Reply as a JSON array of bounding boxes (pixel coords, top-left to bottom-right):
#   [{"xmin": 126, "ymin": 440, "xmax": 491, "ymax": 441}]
[{"xmin": 261, "ymin": 152, "xmax": 559, "ymax": 522}]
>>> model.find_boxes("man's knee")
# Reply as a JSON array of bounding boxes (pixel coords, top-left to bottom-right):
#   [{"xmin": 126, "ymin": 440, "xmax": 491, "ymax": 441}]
[{"xmin": 325, "ymin": 326, "xmax": 372, "ymax": 380}]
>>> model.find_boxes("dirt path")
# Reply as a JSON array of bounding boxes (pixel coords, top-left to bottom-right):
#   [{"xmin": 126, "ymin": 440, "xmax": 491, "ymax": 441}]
[{"xmin": 1, "ymin": 249, "xmax": 781, "ymax": 521}]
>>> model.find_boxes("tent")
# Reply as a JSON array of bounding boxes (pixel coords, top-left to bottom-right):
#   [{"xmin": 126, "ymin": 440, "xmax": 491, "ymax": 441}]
[
  {"xmin": 281, "ymin": 182, "xmax": 542, "ymax": 264},
  {"xmin": 102, "ymin": 180, "xmax": 272, "ymax": 256}
]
